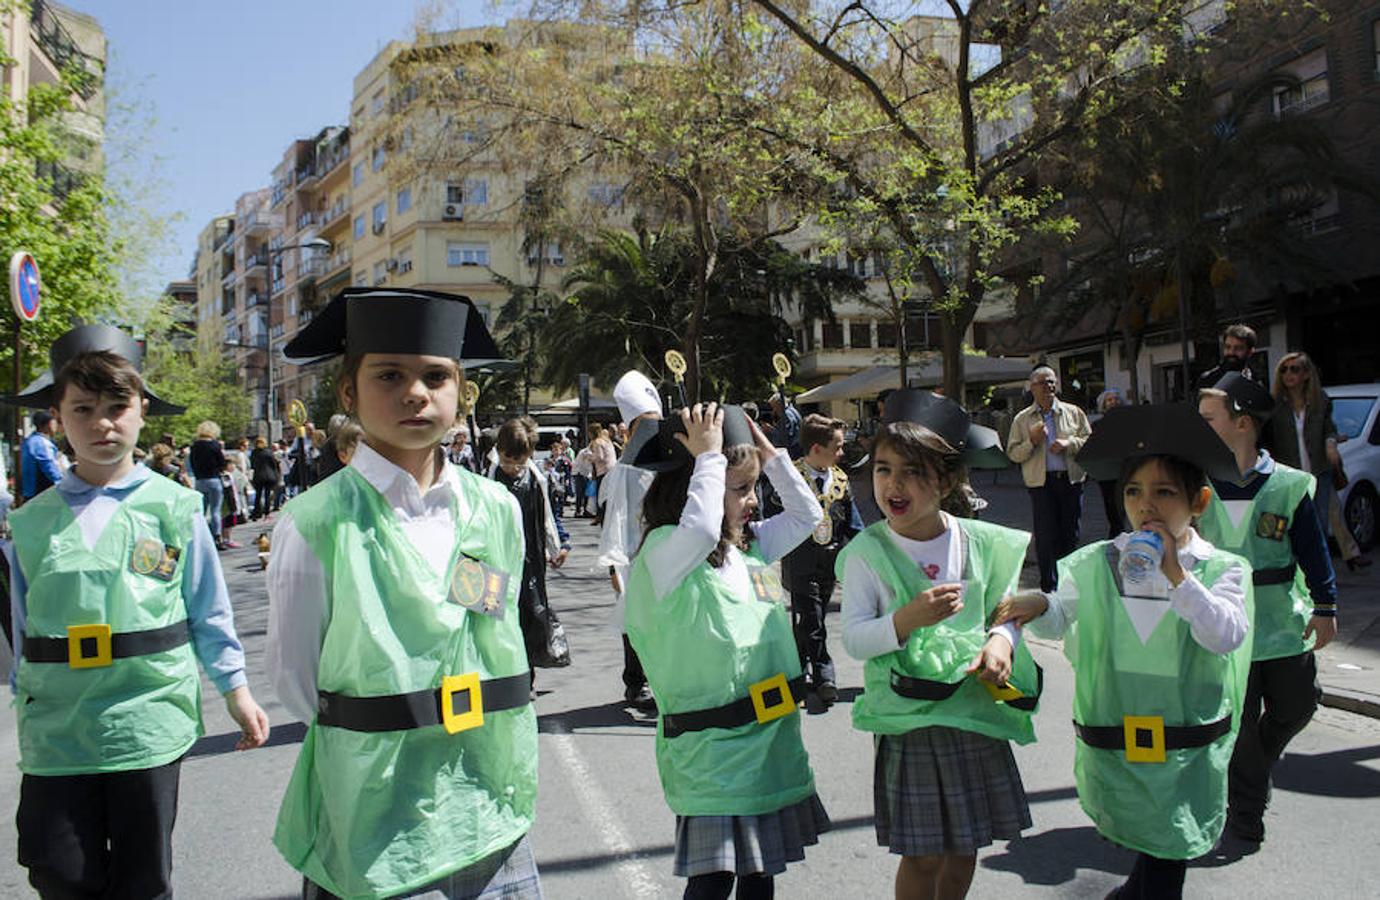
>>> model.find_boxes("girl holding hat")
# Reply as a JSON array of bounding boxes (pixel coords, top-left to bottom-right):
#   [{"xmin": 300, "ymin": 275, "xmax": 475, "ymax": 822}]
[
  {"xmin": 266, "ymin": 288, "xmax": 541, "ymax": 898},
  {"xmin": 836, "ymin": 389, "xmax": 1039, "ymax": 899},
  {"xmin": 624, "ymin": 402, "xmax": 829, "ymax": 899}
]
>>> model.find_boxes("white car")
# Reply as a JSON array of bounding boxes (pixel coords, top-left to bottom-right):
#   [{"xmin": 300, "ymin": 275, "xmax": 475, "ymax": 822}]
[{"xmin": 1329, "ymin": 384, "xmax": 1380, "ymax": 551}]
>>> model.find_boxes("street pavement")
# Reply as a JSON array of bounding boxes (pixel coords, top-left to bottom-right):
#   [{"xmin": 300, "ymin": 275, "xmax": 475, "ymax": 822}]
[{"xmin": 0, "ymin": 485, "xmax": 1378, "ymax": 898}]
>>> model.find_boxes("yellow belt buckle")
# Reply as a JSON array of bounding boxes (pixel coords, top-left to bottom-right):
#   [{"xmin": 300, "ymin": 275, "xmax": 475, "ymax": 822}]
[
  {"xmin": 748, "ymin": 673, "xmax": 796, "ymax": 725},
  {"xmin": 440, "ymin": 673, "xmax": 484, "ymax": 735},
  {"xmin": 1123, "ymin": 715, "xmax": 1166, "ymax": 763},
  {"xmin": 67, "ymin": 624, "xmax": 113, "ymax": 669},
  {"xmin": 982, "ymin": 679, "xmax": 1024, "ymax": 703}
]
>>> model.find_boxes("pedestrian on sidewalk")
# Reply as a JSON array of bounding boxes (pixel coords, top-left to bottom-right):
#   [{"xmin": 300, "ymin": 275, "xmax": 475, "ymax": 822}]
[
  {"xmin": 188, "ymin": 420, "xmax": 231, "ymax": 550},
  {"xmin": 839, "ymin": 390, "xmax": 1038, "ymax": 900},
  {"xmin": 588, "ymin": 424, "xmax": 616, "ymax": 525},
  {"xmin": 266, "ymin": 288, "xmax": 541, "ymax": 899},
  {"xmin": 1199, "ymin": 374, "xmax": 1337, "ymax": 852},
  {"xmin": 596, "ymin": 370, "xmax": 662, "ymax": 713},
  {"xmin": 2, "ymin": 324, "xmax": 269, "ymax": 899},
  {"xmin": 625, "ymin": 404, "xmax": 829, "ymax": 900},
  {"xmin": 998, "ymin": 403, "xmax": 1252, "ymax": 899},
  {"xmin": 1006, "ymin": 366, "xmax": 1091, "ymax": 592},
  {"xmin": 765, "ymin": 413, "xmax": 862, "ymax": 706},
  {"xmin": 1091, "ymin": 388, "xmax": 1127, "ymax": 539},
  {"xmin": 250, "ymin": 436, "xmax": 279, "ymax": 520}
]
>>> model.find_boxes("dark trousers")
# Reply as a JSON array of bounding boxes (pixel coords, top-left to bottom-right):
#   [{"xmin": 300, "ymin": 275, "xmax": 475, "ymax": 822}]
[
  {"xmin": 251, "ymin": 479, "xmax": 276, "ymax": 519},
  {"xmin": 622, "ymin": 633, "xmax": 647, "ymax": 691},
  {"xmin": 1028, "ymin": 474, "xmax": 1084, "ymax": 592},
  {"xmin": 17, "ymin": 757, "xmax": 182, "ymax": 900},
  {"xmin": 1097, "ymin": 479, "xmax": 1124, "ymax": 540},
  {"xmin": 789, "ymin": 580, "xmax": 835, "ymax": 685},
  {"xmin": 1115, "ymin": 852, "xmax": 1186, "ymax": 899},
  {"xmin": 684, "ymin": 873, "xmax": 773, "ymax": 900},
  {"xmin": 1228, "ymin": 652, "xmax": 1320, "ymax": 839}
]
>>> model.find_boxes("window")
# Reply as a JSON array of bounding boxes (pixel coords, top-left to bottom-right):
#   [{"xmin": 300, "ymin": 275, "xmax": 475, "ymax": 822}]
[
  {"xmin": 800, "ymin": 321, "xmax": 815, "ymax": 351},
  {"xmin": 372, "ymin": 201, "xmax": 386, "ymax": 227},
  {"xmin": 447, "ymin": 241, "xmax": 490, "ymax": 267},
  {"xmin": 401, "ymin": 126, "xmax": 414, "ymax": 150},
  {"xmin": 845, "ymin": 255, "xmax": 868, "ymax": 278},
  {"xmin": 527, "ymin": 240, "xmax": 564, "ymax": 266},
  {"xmin": 396, "ymin": 186, "xmax": 412, "ymax": 214},
  {"xmin": 288, "ymin": 294, "xmax": 298, "ymax": 317},
  {"xmin": 352, "ymin": 162, "xmax": 364, "ymax": 187},
  {"xmin": 370, "ymin": 90, "xmax": 385, "ymax": 117},
  {"xmin": 371, "ymin": 146, "xmax": 386, "ymax": 172},
  {"xmin": 905, "ymin": 315, "xmax": 940, "ymax": 351},
  {"xmin": 877, "ymin": 321, "xmax": 897, "ymax": 348},
  {"xmin": 373, "ymin": 260, "xmax": 387, "ymax": 285},
  {"xmin": 822, "ymin": 323, "xmax": 845, "ymax": 349},
  {"xmin": 1272, "ymin": 48, "xmax": 1330, "ymax": 116},
  {"xmin": 354, "ymin": 271, "xmax": 368, "ymax": 287},
  {"xmin": 446, "ymin": 181, "xmax": 465, "ymax": 204},
  {"xmin": 587, "ymin": 182, "xmax": 625, "ymax": 208},
  {"xmin": 463, "ymin": 178, "xmax": 488, "ymax": 205},
  {"xmin": 397, "ymin": 246, "xmax": 413, "ymax": 274},
  {"xmin": 353, "ymin": 215, "xmax": 365, "ymax": 239},
  {"xmin": 849, "ymin": 322, "xmax": 872, "ymax": 349},
  {"xmin": 794, "ymin": 327, "xmax": 807, "ymax": 353}
]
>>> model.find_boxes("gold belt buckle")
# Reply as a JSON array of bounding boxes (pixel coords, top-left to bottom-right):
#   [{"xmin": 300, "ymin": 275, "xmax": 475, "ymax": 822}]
[
  {"xmin": 1123, "ymin": 715, "xmax": 1166, "ymax": 763},
  {"xmin": 440, "ymin": 673, "xmax": 484, "ymax": 734},
  {"xmin": 982, "ymin": 679, "xmax": 1024, "ymax": 703},
  {"xmin": 748, "ymin": 673, "xmax": 796, "ymax": 725},
  {"xmin": 67, "ymin": 624, "xmax": 113, "ymax": 669}
]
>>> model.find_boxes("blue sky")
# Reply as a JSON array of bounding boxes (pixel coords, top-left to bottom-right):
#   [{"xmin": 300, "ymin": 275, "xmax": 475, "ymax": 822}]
[{"xmin": 59, "ymin": 1, "xmax": 496, "ymax": 300}]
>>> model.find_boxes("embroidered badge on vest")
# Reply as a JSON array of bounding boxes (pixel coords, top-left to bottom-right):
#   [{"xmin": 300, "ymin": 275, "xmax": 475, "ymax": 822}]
[
  {"xmin": 449, "ymin": 555, "xmax": 509, "ymax": 616},
  {"xmin": 129, "ymin": 537, "xmax": 181, "ymax": 582},
  {"xmin": 1255, "ymin": 511, "xmax": 1288, "ymax": 541},
  {"xmin": 749, "ymin": 565, "xmax": 785, "ymax": 604}
]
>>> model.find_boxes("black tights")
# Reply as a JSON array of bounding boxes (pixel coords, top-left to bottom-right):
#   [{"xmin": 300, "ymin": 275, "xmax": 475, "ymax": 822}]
[
  {"xmin": 684, "ymin": 872, "xmax": 773, "ymax": 900},
  {"xmin": 1115, "ymin": 852, "xmax": 1186, "ymax": 899}
]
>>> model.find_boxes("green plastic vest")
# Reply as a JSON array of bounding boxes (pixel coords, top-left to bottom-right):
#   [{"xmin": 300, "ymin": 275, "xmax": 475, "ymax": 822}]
[
  {"xmin": 272, "ymin": 466, "xmax": 536, "ymax": 899},
  {"xmin": 625, "ymin": 529, "xmax": 815, "ymax": 816},
  {"xmin": 1199, "ymin": 463, "xmax": 1314, "ymax": 660},
  {"xmin": 1057, "ymin": 540, "xmax": 1254, "ymax": 860},
  {"xmin": 10, "ymin": 474, "xmax": 202, "ymax": 775},
  {"xmin": 835, "ymin": 519, "xmax": 1040, "ymax": 744}
]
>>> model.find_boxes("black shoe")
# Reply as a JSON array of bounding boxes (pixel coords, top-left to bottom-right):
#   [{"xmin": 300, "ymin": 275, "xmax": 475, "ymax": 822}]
[
  {"xmin": 625, "ymin": 684, "xmax": 657, "ymax": 713},
  {"xmin": 817, "ymin": 680, "xmax": 838, "ymax": 705},
  {"xmin": 1225, "ymin": 814, "xmax": 1264, "ymax": 847},
  {"xmin": 1346, "ymin": 555, "xmax": 1372, "ymax": 571}
]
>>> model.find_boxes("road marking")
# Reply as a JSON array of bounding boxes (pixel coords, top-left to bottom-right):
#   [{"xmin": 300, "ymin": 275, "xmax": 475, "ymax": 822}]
[{"xmin": 545, "ymin": 724, "xmax": 662, "ymax": 897}]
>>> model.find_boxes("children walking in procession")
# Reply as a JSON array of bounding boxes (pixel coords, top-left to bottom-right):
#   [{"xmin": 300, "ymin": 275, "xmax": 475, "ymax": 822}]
[
  {"xmin": 266, "ymin": 288, "xmax": 541, "ymax": 899},
  {"xmin": 837, "ymin": 389, "xmax": 1039, "ymax": 900},
  {"xmin": 624, "ymin": 403, "xmax": 829, "ymax": 899},
  {"xmin": 3, "ymin": 324, "xmax": 270, "ymax": 898},
  {"xmin": 997, "ymin": 403, "xmax": 1254, "ymax": 899},
  {"xmin": 1198, "ymin": 373, "xmax": 1337, "ymax": 852}
]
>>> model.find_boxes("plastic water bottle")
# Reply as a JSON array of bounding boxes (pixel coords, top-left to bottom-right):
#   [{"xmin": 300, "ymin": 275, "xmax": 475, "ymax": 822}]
[{"xmin": 1119, "ymin": 531, "xmax": 1164, "ymax": 586}]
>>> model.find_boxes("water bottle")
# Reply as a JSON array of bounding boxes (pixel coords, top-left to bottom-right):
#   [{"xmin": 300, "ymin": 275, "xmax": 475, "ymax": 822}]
[{"xmin": 1119, "ymin": 530, "xmax": 1164, "ymax": 586}]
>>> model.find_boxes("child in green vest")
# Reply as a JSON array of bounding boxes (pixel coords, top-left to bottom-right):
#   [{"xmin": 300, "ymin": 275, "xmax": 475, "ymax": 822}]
[
  {"xmin": 3, "ymin": 324, "xmax": 269, "ymax": 898},
  {"xmin": 996, "ymin": 404, "xmax": 1253, "ymax": 899},
  {"xmin": 1198, "ymin": 373, "xmax": 1336, "ymax": 851},
  {"xmin": 624, "ymin": 402, "xmax": 828, "ymax": 900},
  {"xmin": 266, "ymin": 288, "xmax": 540, "ymax": 899},
  {"xmin": 836, "ymin": 389, "xmax": 1038, "ymax": 900}
]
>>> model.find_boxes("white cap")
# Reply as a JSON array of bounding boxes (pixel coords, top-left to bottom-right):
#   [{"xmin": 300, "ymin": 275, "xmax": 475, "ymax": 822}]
[{"xmin": 614, "ymin": 370, "xmax": 661, "ymax": 426}]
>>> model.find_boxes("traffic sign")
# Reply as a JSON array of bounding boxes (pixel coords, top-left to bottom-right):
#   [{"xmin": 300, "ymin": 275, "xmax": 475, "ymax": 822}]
[{"xmin": 9, "ymin": 252, "xmax": 41, "ymax": 321}]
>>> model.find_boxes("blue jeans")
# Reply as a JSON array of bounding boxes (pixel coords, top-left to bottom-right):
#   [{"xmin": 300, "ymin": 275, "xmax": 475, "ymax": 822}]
[{"xmin": 194, "ymin": 477, "xmax": 223, "ymax": 539}]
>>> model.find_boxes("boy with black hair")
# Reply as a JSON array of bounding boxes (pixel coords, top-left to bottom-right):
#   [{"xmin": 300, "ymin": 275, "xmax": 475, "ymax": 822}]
[
  {"xmin": 1198, "ymin": 373, "xmax": 1337, "ymax": 852},
  {"xmin": 767, "ymin": 413, "xmax": 862, "ymax": 704},
  {"xmin": 3, "ymin": 324, "xmax": 269, "ymax": 898}
]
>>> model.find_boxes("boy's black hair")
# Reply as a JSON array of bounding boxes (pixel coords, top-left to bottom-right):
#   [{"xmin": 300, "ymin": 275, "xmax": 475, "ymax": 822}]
[
  {"xmin": 1117, "ymin": 453, "xmax": 1208, "ymax": 500},
  {"xmin": 52, "ymin": 351, "xmax": 145, "ymax": 407}
]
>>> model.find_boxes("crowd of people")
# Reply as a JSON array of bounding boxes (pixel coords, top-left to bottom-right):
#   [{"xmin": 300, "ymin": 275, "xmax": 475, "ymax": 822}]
[{"xmin": 0, "ymin": 296, "xmax": 1365, "ymax": 900}]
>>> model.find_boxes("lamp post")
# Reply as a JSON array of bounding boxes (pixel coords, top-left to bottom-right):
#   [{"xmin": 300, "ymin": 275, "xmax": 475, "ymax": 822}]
[{"xmin": 263, "ymin": 237, "xmax": 330, "ymax": 437}]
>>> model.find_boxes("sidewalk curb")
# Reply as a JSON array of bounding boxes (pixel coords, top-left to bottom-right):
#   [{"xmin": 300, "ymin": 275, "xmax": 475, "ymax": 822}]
[{"xmin": 1320, "ymin": 686, "xmax": 1380, "ymax": 719}]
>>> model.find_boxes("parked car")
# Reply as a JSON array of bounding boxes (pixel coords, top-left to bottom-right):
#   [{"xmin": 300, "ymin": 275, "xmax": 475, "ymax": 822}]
[{"xmin": 1328, "ymin": 383, "xmax": 1380, "ymax": 551}]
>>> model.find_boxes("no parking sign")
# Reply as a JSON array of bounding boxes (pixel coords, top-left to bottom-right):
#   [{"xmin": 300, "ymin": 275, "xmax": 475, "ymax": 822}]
[{"xmin": 9, "ymin": 252, "xmax": 41, "ymax": 322}]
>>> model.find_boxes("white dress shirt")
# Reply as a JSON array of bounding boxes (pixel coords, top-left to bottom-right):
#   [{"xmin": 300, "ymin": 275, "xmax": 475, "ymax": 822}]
[
  {"xmin": 266, "ymin": 441, "xmax": 523, "ymax": 723},
  {"xmin": 642, "ymin": 450, "xmax": 822, "ymax": 603},
  {"xmin": 840, "ymin": 513, "xmax": 1022, "ymax": 661},
  {"xmin": 1028, "ymin": 528, "xmax": 1248, "ymax": 655}
]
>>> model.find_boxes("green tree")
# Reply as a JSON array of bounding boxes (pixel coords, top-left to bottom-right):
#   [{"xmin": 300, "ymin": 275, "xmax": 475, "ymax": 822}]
[{"xmin": 140, "ymin": 325, "xmax": 252, "ymax": 446}]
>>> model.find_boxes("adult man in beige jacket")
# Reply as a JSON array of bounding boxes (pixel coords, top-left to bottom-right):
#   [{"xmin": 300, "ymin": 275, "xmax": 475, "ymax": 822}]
[{"xmin": 1006, "ymin": 366, "xmax": 1092, "ymax": 591}]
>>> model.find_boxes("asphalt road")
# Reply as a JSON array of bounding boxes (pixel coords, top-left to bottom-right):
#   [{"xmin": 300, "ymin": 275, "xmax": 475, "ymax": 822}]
[{"xmin": 1, "ymin": 508, "xmax": 1378, "ymax": 898}]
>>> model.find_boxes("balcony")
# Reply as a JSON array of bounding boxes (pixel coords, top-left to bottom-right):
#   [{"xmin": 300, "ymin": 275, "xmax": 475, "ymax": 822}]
[
  {"xmin": 220, "ymin": 267, "xmax": 237, "ymax": 286},
  {"xmin": 271, "ymin": 277, "xmax": 286, "ymax": 296},
  {"xmin": 323, "ymin": 249, "xmax": 352, "ymax": 277},
  {"xmin": 30, "ymin": 0, "xmax": 103, "ymax": 100},
  {"xmin": 295, "ymin": 164, "xmax": 319, "ymax": 188},
  {"xmin": 318, "ymin": 145, "xmax": 349, "ymax": 179},
  {"xmin": 246, "ymin": 292, "xmax": 268, "ymax": 309},
  {"xmin": 320, "ymin": 199, "xmax": 349, "ymax": 229},
  {"xmin": 296, "ymin": 211, "xmax": 318, "ymax": 231},
  {"xmin": 213, "ymin": 228, "xmax": 235, "ymax": 251},
  {"xmin": 243, "ymin": 252, "xmax": 268, "ymax": 274},
  {"xmin": 298, "ymin": 257, "xmax": 326, "ymax": 278},
  {"xmin": 241, "ymin": 211, "xmax": 273, "ymax": 236},
  {"xmin": 221, "ymin": 291, "xmax": 235, "ymax": 316}
]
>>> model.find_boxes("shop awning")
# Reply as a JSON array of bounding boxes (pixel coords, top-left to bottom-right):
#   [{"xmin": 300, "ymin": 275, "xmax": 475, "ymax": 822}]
[{"xmin": 795, "ymin": 356, "xmax": 1033, "ymax": 404}]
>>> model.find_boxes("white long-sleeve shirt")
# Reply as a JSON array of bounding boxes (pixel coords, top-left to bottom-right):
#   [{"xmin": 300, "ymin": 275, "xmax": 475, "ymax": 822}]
[
  {"xmin": 840, "ymin": 513, "xmax": 1022, "ymax": 661},
  {"xmin": 1027, "ymin": 528, "xmax": 1248, "ymax": 655},
  {"xmin": 265, "ymin": 441, "xmax": 523, "ymax": 724},
  {"xmin": 643, "ymin": 450, "xmax": 822, "ymax": 602}
]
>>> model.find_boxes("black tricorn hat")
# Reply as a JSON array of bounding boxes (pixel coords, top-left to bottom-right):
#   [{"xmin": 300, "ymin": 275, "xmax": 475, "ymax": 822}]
[
  {"xmin": 1078, "ymin": 404, "xmax": 1238, "ymax": 483},
  {"xmin": 283, "ymin": 287, "xmax": 507, "ymax": 370},
  {"xmin": 631, "ymin": 405, "xmax": 755, "ymax": 472},
  {"xmin": 1210, "ymin": 372, "xmax": 1275, "ymax": 417},
  {"xmin": 881, "ymin": 389, "xmax": 1008, "ymax": 470},
  {"xmin": 1, "ymin": 324, "xmax": 185, "ymax": 416}
]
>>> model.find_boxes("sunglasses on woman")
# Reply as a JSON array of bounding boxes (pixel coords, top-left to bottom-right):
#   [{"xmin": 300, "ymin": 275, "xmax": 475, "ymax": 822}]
[{"xmin": 1282, "ymin": 363, "xmax": 1308, "ymax": 374}]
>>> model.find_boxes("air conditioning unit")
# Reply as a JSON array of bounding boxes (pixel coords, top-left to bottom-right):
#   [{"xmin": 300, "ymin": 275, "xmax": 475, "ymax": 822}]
[
  {"xmin": 443, "ymin": 204, "xmax": 463, "ymax": 221},
  {"xmin": 372, "ymin": 221, "xmax": 386, "ymax": 234},
  {"xmin": 385, "ymin": 258, "xmax": 399, "ymax": 271},
  {"xmin": 399, "ymin": 260, "xmax": 413, "ymax": 273}
]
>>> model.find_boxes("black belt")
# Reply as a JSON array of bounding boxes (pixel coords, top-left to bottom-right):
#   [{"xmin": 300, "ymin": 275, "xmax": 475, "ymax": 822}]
[
  {"xmin": 317, "ymin": 672, "xmax": 531, "ymax": 734},
  {"xmin": 1074, "ymin": 714, "xmax": 1231, "ymax": 763},
  {"xmin": 23, "ymin": 621, "xmax": 189, "ymax": 668},
  {"xmin": 662, "ymin": 674, "xmax": 805, "ymax": 739},
  {"xmin": 890, "ymin": 664, "xmax": 1043, "ymax": 712},
  {"xmin": 1253, "ymin": 564, "xmax": 1296, "ymax": 586}
]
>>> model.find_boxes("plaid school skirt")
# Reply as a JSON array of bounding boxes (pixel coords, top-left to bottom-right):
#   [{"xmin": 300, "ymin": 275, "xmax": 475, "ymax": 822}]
[
  {"xmin": 302, "ymin": 833, "xmax": 541, "ymax": 899},
  {"xmin": 672, "ymin": 794, "xmax": 831, "ymax": 877},
  {"xmin": 873, "ymin": 725, "xmax": 1030, "ymax": 857}
]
